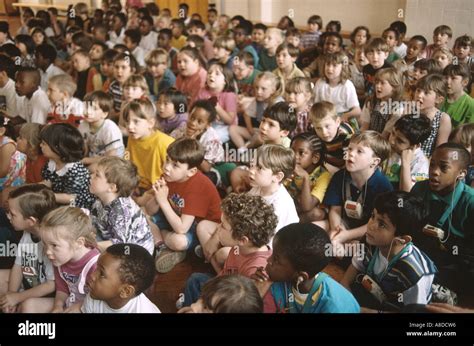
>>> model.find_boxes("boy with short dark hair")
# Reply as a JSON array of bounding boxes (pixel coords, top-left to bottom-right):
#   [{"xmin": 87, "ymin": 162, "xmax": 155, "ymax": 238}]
[
  {"xmin": 410, "ymin": 143, "xmax": 474, "ymax": 296},
  {"xmin": 187, "ymin": 20, "xmax": 214, "ymax": 60},
  {"xmin": 363, "ymin": 38, "xmax": 393, "ymax": 98},
  {"xmin": 300, "ymin": 15, "xmax": 323, "ymax": 51},
  {"xmin": 82, "ymin": 243, "xmax": 160, "ymax": 313},
  {"xmin": 170, "ymin": 18, "xmax": 187, "ymax": 50},
  {"xmin": 138, "ymin": 15, "xmax": 158, "ymax": 54},
  {"xmin": 157, "ymin": 28, "xmax": 178, "ymax": 74},
  {"xmin": 145, "ymin": 138, "xmax": 222, "ymax": 273},
  {"xmin": 257, "ymin": 101, "xmax": 297, "ymax": 148},
  {"xmin": 124, "ymin": 29, "xmax": 145, "ymax": 66},
  {"xmin": 440, "ymin": 64, "xmax": 474, "ymax": 127},
  {"xmin": 453, "ymin": 35, "xmax": 473, "ymax": 94},
  {"xmin": 251, "ymin": 23, "xmax": 267, "ymax": 55},
  {"xmin": 14, "ymin": 67, "xmax": 50, "ymax": 124},
  {"xmin": 385, "ymin": 115, "xmax": 431, "ymax": 191},
  {"xmin": 425, "ymin": 25, "xmax": 453, "ymax": 59},
  {"xmin": 232, "ymin": 51, "xmax": 259, "ymax": 96},
  {"xmin": 35, "ymin": 44, "xmax": 65, "ymax": 91},
  {"xmin": 273, "ymin": 42, "xmax": 304, "ymax": 92}
]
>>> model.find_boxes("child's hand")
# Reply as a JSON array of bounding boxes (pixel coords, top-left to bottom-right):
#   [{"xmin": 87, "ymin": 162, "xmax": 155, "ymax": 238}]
[
  {"xmin": 208, "ymin": 96, "xmax": 218, "ymax": 107},
  {"xmin": 152, "ymin": 178, "xmax": 169, "ymax": 203},
  {"xmin": 177, "ymin": 306, "xmax": 194, "ymax": 313},
  {"xmin": 2, "ymin": 305, "xmax": 17, "ymax": 313},
  {"xmin": 401, "ymin": 147, "xmax": 416, "ymax": 165},
  {"xmin": 251, "ymin": 268, "xmax": 273, "ymax": 297},
  {"xmin": 0, "ymin": 292, "xmax": 20, "ymax": 309},
  {"xmin": 64, "ymin": 302, "xmax": 82, "ymax": 313},
  {"xmin": 294, "ymin": 165, "xmax": 309, "ymax": 179},
  {"xmin": 251, "ymin": 267, "xmax": 270, "ymax": 282},
  {"xmin": 51, "ymin": 306, "xmax": 64, "ymax": 313}
]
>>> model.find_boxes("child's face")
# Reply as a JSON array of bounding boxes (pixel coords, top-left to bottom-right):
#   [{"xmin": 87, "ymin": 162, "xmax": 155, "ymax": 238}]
[
  {"xmin": 354, "ymin": 29, "xmax": 368, "ymax": 47},
  {"xmin": 157, "ymin": 96, "xmax": 175, "ymax": 119},
  {"xmin": 366, "ymin": 209, "xmax": 396, "ymax": 248},
  {"xmin": 345, "ymin": 141, "xmax": 378, "ymax": 172},
  {"xmin": 100, "ymin": 61, "xmax": 114, "ymax": 78},
  {"xmin": 208, "ymin": 11, "xmax": 217, "ymax": 24},
  {"xmin": 406, "ymin": 40, "xmax": 425, "ymax": 60},
  {"xmin": 312, "ymin": 116, "xmax": 340, "ymax": 143},
  {"xmin": 382, "ymin": 30, "xmax": 398, "ymax": 49},
  {"xmin": 16, "ymin": 134, "xmax": 29, "ymax": 154},
  {"xmin": 259, "ymin": 117, "xmax": 287, "ymax": 144},
  {"xmin": 249, "ymin": 160, "xmax": 281, "ymax": 188},
  {"xmin": 233, "ymin": 28, "xmax": 247, "ymax": 45},
  {"xmin": 139, "ymin": 20, "xmax": 152, "ymax": 36},
  {"xmin": 366, "ymin": 49, "xmax": 388, "ymax": 69},
  {"xmin": 93, "ymin": 28, "xmax": 107, "ymax": 42},
  {"xmin": 171, "ymin": 23, "xmax": 182, "ymax": 38},
  {"xmin": 32, "ymin": 32, "xmax": 45, "ymax": 46},
  {"xmin": 276, "ymin": 49, "xmax": 295, "ymax": 70},
  {"xmin": 42, "ymin": 227, "xmax": 77, "ymax": 266},
  {"xmin": 308, "ymin": 22, "xmax": 319, "ymax": 33},
  {"xmin": 375, "ymin": 77, "xmax": 394, "ymax": 100},
  {"xmin": 324, "ymin": 62, "xmax": 342, "ymax": 83},
  {"xmin": 6, "ymin": 198, "xmax": 30, "ymax": 231},
  {"xmin": 15, "ymin": 72, "xmax": 37, "ymax": 97},
  {"xmin": 16, "ymin": 42, "xmax": 27, "ymax": 56},
  {"xmin": 292, "ymin": 139, "xmax": 318, "ymax": 170},
  {"xmin": 113, "ymin": 16, "xmax": 122, "ymax": 31},
  {"xmin": 415, "ymin": 88, "xmax": 442, "ymax": 111},
  {"xmin": 147, "ymin": 62, "xmax": 167, "ymax": 78},
  {"xmin": 188, "ymin": 26, "xmax": 205, "ymax": 37},
  {"xmin": 454, "ymin": 44, "xmax": 471, "ymax": 61},
  {"xmin": 88, "ymin": 252, "xmax": 125, "ymax": 305},
  {"xmin": 72, "ymin": 54, "xmax": 90, "ymax": 72},
  {"xmin": 207, "ymin": 65, "xmax": 226, "ymax": 91},
  {"xmin": 265, "ymin": 238, "xmax": 296, "ymax": 283},
  {"xmin": 389, "ymin": 128, "xmax": 413, "ymax": 155},
  {"xmin": 445, "ymin": 75, "xmax": 468, "ymax": 96},
  {"xmin": 113, "ymin": 60, "xmax": 134, "ymax": 84},
  {"xmin": 412, "ymin": 68, "xmax": 428, "ymax": 83},
  {"xmin": 323, "ymin": 36, "xmax": 341, "ymax": 54},
  {"xmin": 123, "ymin": 86, "xmax": 145, "ymax": 102},
  {"xmin": 251, "ymin": 29, "xmax": 265, "ymax": 44},
  {"xmin": 263, "ymin": 32, "xmax": 281, "ymax": 51},
  {"xmin": 158, "ymin": 33, "xmax": 171, "ymax": 48},
  {"xmin": 433, "ymin": 52, "xmax": 451, "ymax": 69},
  {"xmin": 84, "ymin": 101, "xmax": 108, "ymax": 123},
  {"xmin": 213, "ymin": 46, "xmax": 230, "ymax": 61},
  {"xmin": 218, "ymin": 17, "xmax": 229, "ymax": 31},
  {"xmin": 89, "ymin": 166, "xmax": 115, "ymax": 198},
  {"xmin": 429, "ymin": 148, "xmax": 465, "ymax": 195},
  {"xmin": 232, "ymin": 60, "xmax": 252, "ymax": 81},
  {"xmin": 217, "ymin": 213, "xmax": 238, "ymax": 248},
  {"xmin": 286, "ymin": 35, "xmax": 300, "ymax": 48},
  {"xmin": 254, "ymin": 78, "xmax": 275, "ymax": 102},
  {"xmin": 285, "ymin": 90, "xmax": 311, "ymax": 111},
  {"xmin": 162, "ymin": 158, "xmax": 192, "ymax": 183},
  {"xmin": 230, "ymin": 167, "xmax": 251, "ymax": 193},
  {"xmin": 186, "ymin": 107, "xmax": 210, "ymax": 138},
  {"xmin": 124, "ymin": 36, "xmax": 137, "ymax": 50},
  {"xmin": 433, "ymin": 32, "xmax": 450, "ymax": 47},
  {"xmin": 47, "ymin": 83, "xmax": 67, "ymax": 104},
  {"xmin": 90, "ymin": 44, "xmax": 105, "ymax": 61},
  {"xmin": 126, "ymin": 112, "xmax": 155, "ymax": 139},
  {"xmin": 354, "ymin": 49, "xmax": 369, "ymax": 66},
  {"xmin": 177, "ymin": 52, "xmax": 200, "ymax": 77}
]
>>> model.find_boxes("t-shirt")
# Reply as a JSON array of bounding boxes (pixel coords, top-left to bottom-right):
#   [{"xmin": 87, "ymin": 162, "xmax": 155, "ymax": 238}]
[
  {"xmin": 157, "ymin": 113, "xmax": 188, "ymax": 135},
  {"xmin": 0, "ymin": 78, "xmax": 18, "ymax": 117},
  {"xmin": 171, "ymin": 35, "xmax": 187, "ymax": 50},
  {"xmin": 170, "ymin": 126, "xmax": 224, "ymax": 164},
  {"xmin": 440, "ymin": 93, "xmax": 474, "ymax": 128},
  {"xmin": 132, "ymin": 46, "xmax": 146, "ymax": 67},
  {"xmin": 41, "ymin": 160, "xmax": 96, "ymax": 210},
  {"xmin": 323, "ymin": 169, "xmax": 393, "ymax": 229},
  {"xmin": 16, "ymin": 88, "xmax": 51, "ymax": 124},
  {"xmin": 108, "ymin": 80, "xmax": 123, "ymax": 112},
  {"xmin": 166, "ymin": 171, "xmax": 222, "ymax": 224},
  {"xmin": 383, "ymin": 148, "xmax": 429, "ymax": 188},
  {"xmin": 140, "ymin": 31, "xmax": 159, "ymax": 53},
  {"xmin": 300, "ymin": 31, "xmax": 321, "ymax": 50},
  {"xmin": 258, "ymin": 50, "xmax": 277, "ymax": 72},
  {"xmin": 145, "ymin": 69, "xmax": 176, "ymax": 100},
  {"xmin": 79, "ymin": 119, "xmax": 125, "ymax": 158},
  {"xmin": 176, "ymin": 67, "xmax": 207, "ymax": 106},
  {"xmin": 236, "ymin": 69, "xmax": 260, "ymax": 96},
  {"xmin": 284, "ymin": 165, "xmax": 332, "ymax": 204},
  {"xmin": 393, "ymin": 42, "xmax": 407, "ymax": 59},
  {"xmin": 360, "ymin": 100, "xmax": 403, "ymax": 135},
  {"xmin": 91, "ymin": 196, "xmax": 154, "ymax": 254},
  {"xmin": 220, "ymin": 245, "xmax": 272, "ymax": 277},
  {"xmin": 55, "ymin": 248, "xmax": 100, "ymax": 308},
  {"xmin": 197, "ymin": 89, "xmax": 238, "ymax": 126},
  {"xmin": 47, "ymin": 97, "xmax": 84, "ymax": 127},
  {"xmin": 14, "ymin": 232, "xmax": 54, "ymax": 289},
  {"xmin": 273, "ymin": 64, "xmax": 305, "ymax": 93},
  {"xmin": 249, "ymin": 184, "xmax": 299, "ymax": 233},
  {"xmin": 40, "ymin": 64, "xmax": 65, "ymax": 91},
  {"xmin": 26, "ymin": 155, "xmax": 48, "ymax": 184},
  {"xmin": 363, "ymin": 61, "xmax": 393, "ymax": 98},
  {"xmin": 81, "ymin": 292, "xmax": 161, "ymax": 313},
  {"xmin": 312, "ymin": 79, "xmax": 360, "ymax": 114},
  {"xmin": 126, "ymin": 130, "xmax": 174, "ymax": 190}
]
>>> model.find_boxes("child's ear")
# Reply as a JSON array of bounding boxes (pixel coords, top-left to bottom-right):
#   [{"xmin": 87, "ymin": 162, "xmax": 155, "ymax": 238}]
[
  {"xmin": 371, "ymin": 156, "xmax": 381, "ymax": 168},
  {"xmin": 294, "ymin": 271, "xmax": 310, "ymax": 284},
  {"xmin": 291, "ymin": 56, "xmax": 297, "ymax": 63},
  {"xmin": 109, "ymin": 183, "xmax": 118, "ymax": 193},
  {"xmin": 273, "ymin": 171, "xmax": 285, "ymax": 183},
  {"xmin": 238, "ymin": 235, "xmax": 250, "ymax": 247},
  {"xmin": 383, "ymin": 51, "xmax": 389, "ymax": 59},
  {"xmin": 312, "ymin": 152, "xmax": 321, "ymax": 165},
  {"xmin": 25, "ymin": 216, "xmax": 38, "ymax": 228},
  {"xmin": 187, "ymin": 166, "xmax": 198, "ymax": 177},
  {"xmin": 279, "ymin": 129, "xmax": 289, "ymax": 138},
  {"xmin": 119, "ymin": 284, "xmax": 136, "ymax": 299},
  {"xmin": 435, "ymin": 94, "xmax": 445, "ymax": 106}
]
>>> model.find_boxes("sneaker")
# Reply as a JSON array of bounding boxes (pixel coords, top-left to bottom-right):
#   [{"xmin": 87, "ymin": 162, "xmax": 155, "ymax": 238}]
[
  {"xmin": 194, "ymin": 245, "xmax": 204, "ymax": 259},
  {"xmin": 155, "ymin": 248, "xmax": 187, "ymax": 273}
]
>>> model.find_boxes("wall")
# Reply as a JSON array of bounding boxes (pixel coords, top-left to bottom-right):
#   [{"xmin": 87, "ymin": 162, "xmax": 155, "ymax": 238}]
[{"xmin": 219, "ymin": 0, "xmax": 473, "ymax": 39}]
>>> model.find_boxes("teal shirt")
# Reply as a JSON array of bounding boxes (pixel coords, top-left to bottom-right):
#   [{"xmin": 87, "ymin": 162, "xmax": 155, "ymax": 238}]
[
  {"xmin": 258, "ymin": 50, "xmax": 277, "ymax": 72},
  {"xmin": 440, "ymin": 93, "xmax": 474, "ymax": 128}
]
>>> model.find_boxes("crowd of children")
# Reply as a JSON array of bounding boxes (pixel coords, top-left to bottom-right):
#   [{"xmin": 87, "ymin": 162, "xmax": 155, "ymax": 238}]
[{"xmin": 0, "ymin": 1, "xmax": 473, "ymax": 314}]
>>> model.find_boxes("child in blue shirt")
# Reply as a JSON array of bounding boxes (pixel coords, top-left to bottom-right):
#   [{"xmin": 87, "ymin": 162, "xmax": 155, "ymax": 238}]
[{"xmin": 253, "ymin": 222, "xmax": 360, "ymax": 313}]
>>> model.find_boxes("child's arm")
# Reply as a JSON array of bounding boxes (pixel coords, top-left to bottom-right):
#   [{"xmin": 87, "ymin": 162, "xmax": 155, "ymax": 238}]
[
  {"xmin": 0, "ymin": 264, "xmax": 23, "ymax": 311},
  {"xmin": 294, "ymin": 165, "xmax": 319, "ymax": 211},
  {"xmin": 82, "ymin": 149, "xmax": 121, "ymax": 165},
  {"xmin": 243, "ymin": 112, "xmax": 255, "ymax": 135},
  {"xmin": 435, "ymin": 113, "xmax": 452, "ymax": 148},
  {"xmin": 215, "ymin": 104, "xmax": 236, "ymax": 125},
  {"xmin": 0, "ymin": 142, "xmax": 16, "ymax": 178},
  {"xmin": 51, "ymin": 291, "xmax": 69, "ymax": 313},
  {"xmin": 199, "ymin": 160, "xmax": 212, "ymax": 173},
  {"xmin": 54, "ymin": 193, "xmax": 77, "ymax": 205},
  {"xmin": 333, "ymin": 223, "xmax": 368, "ymax": 244},
  {"xmin": 340, "ymin": 264, "xmax": 359, "ymax": 291},
  {"xmin": 328, "ymin": 206, "xmax": 344, "ymax": 233},
  {"xmin": 144, "ymin": 189, "xmax": 160, "ymax": 215},
  {"xmin": 341, "ymin": 106, "xmax": 362, "ymax": 123},
  {"xmin": 400, "ymin": 148, "xmax": 416, "ymax": 192},
  {"xmin": 153, "ymin": 179, "xmax": 195, "ymax": 234},
  {"xmin": 1, "ymin": 281, "xmax": 55, "ymax": 311},
  {"xmin": 97, "ymin": 240, "xmax": 113, "ymax": 252}
]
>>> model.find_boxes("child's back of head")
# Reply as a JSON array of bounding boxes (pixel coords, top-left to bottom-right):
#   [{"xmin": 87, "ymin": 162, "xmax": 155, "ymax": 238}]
[
  {"xmin": 8, "ymin": 184, "xmax": 57, "ymax": 225},
  {"xmin": 167, "ymin": 137, "xmax": 205, "ymax": 169},
  {"xmin": 393, "ymin": 114, "xmax": 431, "ymax": 146},
  {"xmin": 256, "ymin": 144, "xmax": 296, "ymax": 181},
  {"xmin": 350, "ymin": 130, "xmax": 391, "ymax": 164},
  {"xmin": 39, "ymin": 123, "xmax": 85, "ymax": 163},
  {"xmin": 262, "ymin": 101, "xmax": 297, "ymax": 134},
  {"xmin": 96, "ymin": 156, "xmax": 139, "ymax": 197}
]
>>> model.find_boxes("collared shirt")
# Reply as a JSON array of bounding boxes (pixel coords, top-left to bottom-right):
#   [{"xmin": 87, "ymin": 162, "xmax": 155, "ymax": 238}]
[{"xmin": 40, "ymin": 64, "xmax": 65, "ymax": 91}]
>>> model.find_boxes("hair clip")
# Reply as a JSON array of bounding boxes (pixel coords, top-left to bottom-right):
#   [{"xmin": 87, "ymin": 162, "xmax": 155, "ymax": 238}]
[{"xmin": 80, "ymin": 207, "xmax": 90, "ymax": 216}]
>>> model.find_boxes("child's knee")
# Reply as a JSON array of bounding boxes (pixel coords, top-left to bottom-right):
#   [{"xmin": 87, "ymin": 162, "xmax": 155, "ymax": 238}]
[
  {"xmin": 165, "ymin": 233, "xmax": 189, "ymax": 251},
  {"xmin": 196, "ymin": 221, "xmax": 217, "ymax": 239},
  {"xmin": 301, "ymin": 208, "xmax": 327, "ymax": 223}
]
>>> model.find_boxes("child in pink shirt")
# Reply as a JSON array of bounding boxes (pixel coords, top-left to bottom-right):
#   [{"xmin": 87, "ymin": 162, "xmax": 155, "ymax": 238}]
[{"xmin": 175, "ymin": 46, "xmax": 207, "ymax": 106}]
